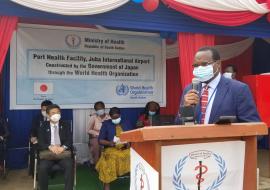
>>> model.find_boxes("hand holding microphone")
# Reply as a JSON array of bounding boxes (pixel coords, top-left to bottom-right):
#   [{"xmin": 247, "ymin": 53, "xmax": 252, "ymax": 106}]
[
  {"xmin": 181, "ymin": 78, "xmax": 201, "ymax": 125},
  {"xmin": 183, "ymin": 78, "xmax": 200, "ymax": 106}
]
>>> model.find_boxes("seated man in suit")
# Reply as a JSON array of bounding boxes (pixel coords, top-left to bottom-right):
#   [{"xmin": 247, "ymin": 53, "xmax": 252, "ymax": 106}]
[
  {"xmin": 38, "ymin": 104, "xmax": 73, "ymax": 190},
  {"xmin": 29, "ymin": 100, "xmax": 52, "ymax": 176},
  {"xmin": 31, "ymin": 100, "xmax": 53, "ymax": 144},
  {"xmin": 176, "ymin": 46, "xmax": 260, "ymax": 124},
  {"xmin": 0, "ymin": 116, "xmax": 9, "ymax": 171}
]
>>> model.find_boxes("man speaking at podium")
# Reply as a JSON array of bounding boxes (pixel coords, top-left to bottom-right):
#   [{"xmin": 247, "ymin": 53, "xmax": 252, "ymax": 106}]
[{"xmin": 175, "ymin": 46, "xmax": 260, "ymax": 125}]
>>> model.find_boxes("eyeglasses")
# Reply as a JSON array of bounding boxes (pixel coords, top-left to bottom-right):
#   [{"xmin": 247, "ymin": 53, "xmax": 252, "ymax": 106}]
[{"xmin": 192, "ymin": 61, "xmax": 217, "ymax": 68}]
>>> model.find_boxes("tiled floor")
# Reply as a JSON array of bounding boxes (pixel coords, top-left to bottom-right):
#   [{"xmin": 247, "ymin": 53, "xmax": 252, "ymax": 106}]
[
  {"xmin": 259, "ymin": 150, "xmax": 270, "ymax": 177},
  {"xmin": 0, "ymin": 150, "xmax": 270, "ymax": 190},
  {"xmin": 0, "ymin": 169, "xmax": 33, "ymax": 190},
  {"xmin": 258, "ymin": 150, "xmax": 270, "ymax": 189},
  {"xmin": 259, "ymin": 177, "xmax": 270, "ymax": 190}
]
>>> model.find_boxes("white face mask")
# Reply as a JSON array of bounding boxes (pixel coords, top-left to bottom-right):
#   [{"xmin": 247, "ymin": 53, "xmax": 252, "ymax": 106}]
[
  {"xmin": 223, "ymin": 72, "xmax": 233, "ymax": 79},
  {"xmin": 148, "ymin": 111, "xmax": 156, "ymax": 116},
  {"xmin": 41, "ymin": 110, "xmax": 47, "ymax": 117},
  {"xmin": 193, "ymin": 62, "xmax": 219, "ymax": 82},
  {"xmin": 96, "ymin": 109, "xmax": 105, "ymax": 116},
  {"xmin": 50, "ymin": 114, "xmax": 61, "ymax": 122},
  {"xmin": 112, "ymin": 117, "xmax": 121, "ymax": 125},
  {"xmin": 193, "ymin": 65, "xmax": 214, "ymax": 82}
]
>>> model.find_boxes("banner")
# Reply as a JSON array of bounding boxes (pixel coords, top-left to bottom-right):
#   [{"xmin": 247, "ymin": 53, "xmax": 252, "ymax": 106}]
[
  {"xmin": 130, "ymin": 148, "xmax": 159, "ymax": 190},
  {"xmin": 10, "ymin": 24, "xmax": 166, "ymax": 109},
  {"xmin": 161, "ymin": 141, "xmax": 245, "ymax": 190}
]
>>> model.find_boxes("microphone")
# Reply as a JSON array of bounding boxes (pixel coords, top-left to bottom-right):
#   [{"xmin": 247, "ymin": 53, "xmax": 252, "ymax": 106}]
[
  {"xmin": 180, "ymin": 78, "xmax": 200, "ymax": 125},
  {"xmin": 191, "ymin": 78, "xmax": 201, "ymax": 124},
  {"xmin": 192, "ymin": 78, "xmax": 200, "ymax": 92}
]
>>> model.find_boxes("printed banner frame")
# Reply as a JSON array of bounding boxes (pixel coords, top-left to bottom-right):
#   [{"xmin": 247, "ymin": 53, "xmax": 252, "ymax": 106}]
[{"xmin": 10, "ymin": 24, "xmax": 166, "ymax": 109}]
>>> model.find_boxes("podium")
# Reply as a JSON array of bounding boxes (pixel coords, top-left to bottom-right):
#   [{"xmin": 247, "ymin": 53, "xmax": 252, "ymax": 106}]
[{"xmin": 120, "ymin": 122, "xmax": 267, "ymax": 190}]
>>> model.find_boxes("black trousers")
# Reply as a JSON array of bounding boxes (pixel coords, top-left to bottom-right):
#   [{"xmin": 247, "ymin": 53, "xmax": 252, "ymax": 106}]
[{"xmin": 38, "ymin": 158, "xmax": 74, "ymax": 190}]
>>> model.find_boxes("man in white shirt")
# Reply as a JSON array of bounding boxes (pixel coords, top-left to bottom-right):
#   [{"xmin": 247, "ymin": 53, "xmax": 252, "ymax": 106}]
[
  {"xmin": 38, "ymin": 104, "xmax": 73, "ymax": 190},
  {"xmin": 176, "ymin": 46, "xmax": 260, "ymax": 124}
]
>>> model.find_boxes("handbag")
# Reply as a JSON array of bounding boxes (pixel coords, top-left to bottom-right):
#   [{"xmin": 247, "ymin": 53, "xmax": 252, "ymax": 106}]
[{"xmin": 39, "ymin": 150, "xmax": 71, "ymax": 160}]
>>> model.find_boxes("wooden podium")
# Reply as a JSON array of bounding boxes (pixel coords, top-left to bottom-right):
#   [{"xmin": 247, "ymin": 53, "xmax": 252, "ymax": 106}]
[{"xmin": 120, "ymin": 122, "xmax": 268, "ymax": 190}]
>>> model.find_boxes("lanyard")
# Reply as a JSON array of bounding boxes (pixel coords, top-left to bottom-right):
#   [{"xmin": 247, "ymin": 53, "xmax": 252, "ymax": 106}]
[{"xmin": 198, "ymin": 86, "xmax": 218, "ymax": 124}]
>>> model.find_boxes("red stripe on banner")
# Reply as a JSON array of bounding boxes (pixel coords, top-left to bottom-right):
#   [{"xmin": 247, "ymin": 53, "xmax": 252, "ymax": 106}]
[{"xmin": 162, "ymin": 0, "xmax": 265, "ymax": 26}]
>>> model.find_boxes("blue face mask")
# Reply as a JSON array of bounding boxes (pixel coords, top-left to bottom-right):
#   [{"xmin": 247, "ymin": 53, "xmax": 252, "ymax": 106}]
[
  {"xmin": 96, "ymin": 109, "xmax": 105, "ymax": 116},
  {"xmin": 148, "ymin": 111, "xmax": 156, "ymax": 116},
  {"xmin": 193, "ymin": 64, "xmax": 214, "ymax": 82},
  {"xmin": 112, "ymin": 117, "xmax": 121, "ymax": 125}
]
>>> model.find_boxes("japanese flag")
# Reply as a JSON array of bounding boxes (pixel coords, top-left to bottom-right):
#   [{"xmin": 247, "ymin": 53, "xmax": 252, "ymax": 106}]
[{"xmin": 34, "ymin": 82, "xmax": 53, "ymax": 95}]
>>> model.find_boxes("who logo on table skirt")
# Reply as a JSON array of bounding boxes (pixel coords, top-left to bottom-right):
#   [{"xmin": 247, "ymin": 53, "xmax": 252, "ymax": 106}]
[{"xmin": 161, "ymin": 141, "xmax": 245, "ymax": 190}]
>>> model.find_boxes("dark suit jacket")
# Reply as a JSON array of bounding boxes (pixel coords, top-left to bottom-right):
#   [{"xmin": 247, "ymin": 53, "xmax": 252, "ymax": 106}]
[
  {"xmin": 176, "ymin": 75, "xmax": 261, "ymax": 124},
  {"xmin": 38, "ymin": 120, "xmax": 73, "ymax": 151},
  {"xmin": 31, "ymin": 113, "xmax": 46, "ymax": 138}
]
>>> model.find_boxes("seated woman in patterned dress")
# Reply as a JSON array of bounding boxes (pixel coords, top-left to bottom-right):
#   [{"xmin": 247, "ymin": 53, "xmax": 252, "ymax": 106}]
[{"xmin": 96, "ymin": 107, "xmax": 134, "ymax": 190}]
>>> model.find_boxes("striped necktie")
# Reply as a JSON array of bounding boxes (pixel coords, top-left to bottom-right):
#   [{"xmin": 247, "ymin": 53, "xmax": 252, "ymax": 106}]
[{"xmin": 200, "ymin": 85, "xmax": 209, "ymax": 124}]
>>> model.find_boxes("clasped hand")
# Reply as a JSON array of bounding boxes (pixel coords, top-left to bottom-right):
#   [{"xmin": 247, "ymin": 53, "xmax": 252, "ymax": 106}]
[
  {"xmin": 49, "ymin": 145, "xmax": 65, "ymax": 154},
  {"xmin": 30, "ymin": 137, "xmax": 38, "ymax": 144}
]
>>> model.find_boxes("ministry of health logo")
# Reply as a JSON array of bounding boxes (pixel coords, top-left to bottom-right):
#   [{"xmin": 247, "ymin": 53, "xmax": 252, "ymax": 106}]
[
  {"xmin": 173, "ymin": 150, "xmax": 227, "ymax": 190},
  {"xmin": 135, "ymin": 163, "xmax": 150, "ymax": 190},
  {"xmin": 65, "ymin": 34, "xmax": 81, "ymax": 49},
  {"xmin": 116, "ymin": 84, "xmax": 129, "ymax": 96}
]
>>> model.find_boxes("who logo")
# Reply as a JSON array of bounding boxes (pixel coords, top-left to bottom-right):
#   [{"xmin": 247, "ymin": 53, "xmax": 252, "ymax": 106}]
[
  {"xmin": 116, "ymin": 84, "xmax": 129, "ymax": 96},
  {"xmin": 173, "ymin": 150, "xmax": 227, "ymax": 190}
]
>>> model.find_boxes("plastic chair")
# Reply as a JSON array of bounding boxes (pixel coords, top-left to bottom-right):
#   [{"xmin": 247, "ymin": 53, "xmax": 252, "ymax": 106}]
[
  {"xmin": 0, "ymin": 138, "xmax": 8, "ymax": 179},
  {"xmin": 33, "ymin": 146, "xmax": 77, "ymax": 189},
  {"xmin": 0, "ymin": 117, "xmax": 9, "ymax": 179},
  {"xmin": 33, "ymin": 120, "xmax": 76, "ymax": 190}
]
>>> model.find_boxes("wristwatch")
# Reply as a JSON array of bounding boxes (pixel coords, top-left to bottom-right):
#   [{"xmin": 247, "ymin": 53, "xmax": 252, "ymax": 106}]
[{"xmin": 62, "ymin": 145, "xmax": 68, "ymax": 150}]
